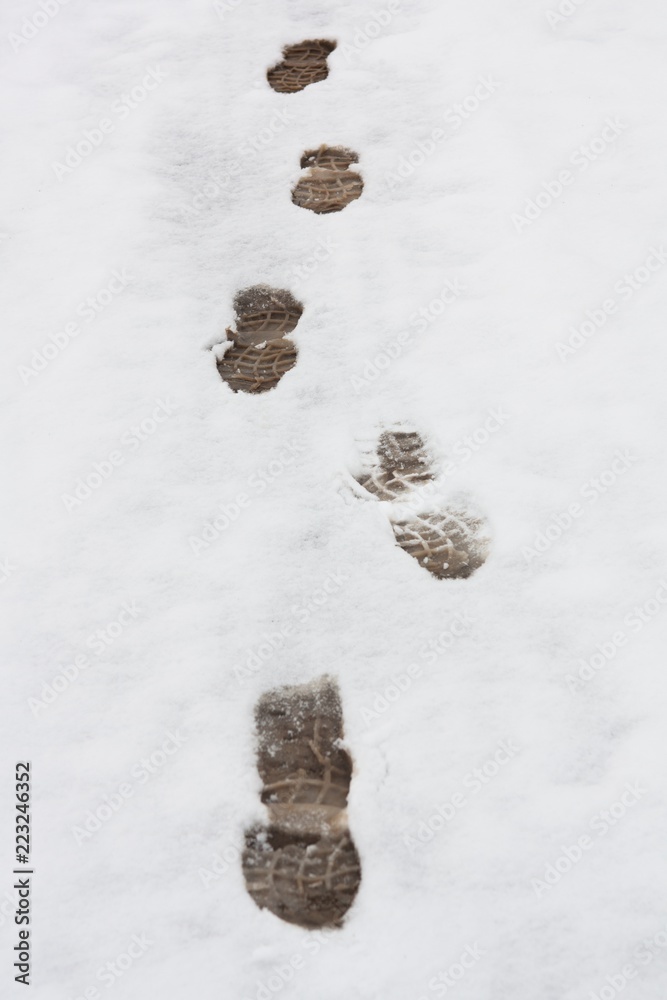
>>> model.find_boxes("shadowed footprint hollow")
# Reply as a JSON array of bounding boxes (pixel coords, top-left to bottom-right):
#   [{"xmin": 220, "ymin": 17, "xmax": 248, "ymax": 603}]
[
  {"xmin": 267, "ymin": 40, "xmax": 337, "ymax": 93},
  {"xmin": 215, "ymin": 285, "xmax": 303, "ymax": 394},
  {"xmin": 354, "ymin": 427, "xmax": 490, "ymax": 580},
  {"xmin": 242, "ymin": 677, "xmax": 361, "ymax": 929},
  {"xmin": 292, "ymin": 146, "xmax": 363, "ymax": 214}
]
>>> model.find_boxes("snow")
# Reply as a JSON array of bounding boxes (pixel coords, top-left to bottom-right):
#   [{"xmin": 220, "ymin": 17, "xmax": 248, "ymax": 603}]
[{"xmin": 2, "ymin": 0, "xmax": 667, "ymax": 997}]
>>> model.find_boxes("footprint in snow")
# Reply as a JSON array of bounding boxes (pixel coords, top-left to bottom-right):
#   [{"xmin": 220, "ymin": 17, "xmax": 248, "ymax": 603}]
[
  {"xmin": 267, "ymin": 39, "xmax": 337, "ymax": 94},
  {"xmin": 214, "ymin": 285, "xmax": 302, "ymax": 394},
  {"xmin": 351, "ymin": 427, "xmax": 490, "ymax": 580},
  {"xmin": 292, "ymin": 146, "xmax": 363, "ymax": 215},
  {"xmin": 242, "ymin": 677, "xmax": 361, "ymax": 929}
]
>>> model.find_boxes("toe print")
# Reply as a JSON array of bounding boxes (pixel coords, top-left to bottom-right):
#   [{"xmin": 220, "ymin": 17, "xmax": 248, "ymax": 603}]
[
  {"xmin": 215, "ymin": 285, "xmax": 302, "ymax": 394},
  {"xmin": 267, "ymin": 40, "xmax": 337, "ymax": 94},
  {"xmin": 353, "ymin": 427, "xmax": 490, "ymax": 580},
  {"xmin": 242, "ymin": 677, "xmax": 361, "ymax": 928},
  {"xmin": 230, "ymin": 285, "xmax": 303, "ymax": 345},
  {"xmin": 356, "ymin": 430, "xmax": 434, "ymax": 502},
  {"xmin": 292, "ymin": 146, "xmax": 363, "ymax": 215}
]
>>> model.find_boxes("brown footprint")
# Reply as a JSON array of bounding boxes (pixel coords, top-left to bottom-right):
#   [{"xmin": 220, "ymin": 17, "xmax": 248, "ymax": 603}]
[
  {"xmin": 392, "ymin": 509, "xmax": 489, "ymax": 580},
  {"xmin": 242, "ymin": 677, "xmax": 361, "ymax": 929},
  {"xmin": 267, "ymin": 40, "xmax": 336, "ymax": 94},
  {"xmin": 215, "ymin": 286, "xmax": 302, "ymax": 394},
  {"xmin": 292, "ymin": 146, "xmax": 363, "ymax": 215},
  {"xmin": 354, "ymin": 428, "xmax": 490, "ymax": 580},
  {"xmin": 357, "ymin": 430, "xmax": 434, "ymax": 501}
]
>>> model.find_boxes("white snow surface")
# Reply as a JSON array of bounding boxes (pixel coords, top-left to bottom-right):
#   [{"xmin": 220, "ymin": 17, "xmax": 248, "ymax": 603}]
[{"xmin": 2, "ymin": 0, "xmax": 667, "ymax": 997}]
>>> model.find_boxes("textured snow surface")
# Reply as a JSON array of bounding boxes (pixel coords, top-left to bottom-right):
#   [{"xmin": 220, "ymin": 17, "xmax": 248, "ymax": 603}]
[{"xmin": 2, "ymin": 0, "xmax": 667, "ymax": 997}]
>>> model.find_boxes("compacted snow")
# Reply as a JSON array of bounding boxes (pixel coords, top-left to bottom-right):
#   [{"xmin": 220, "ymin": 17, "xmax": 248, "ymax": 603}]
[{"xmin": 2, "ymin": 0, "xmax": 667, "ymax": 997}]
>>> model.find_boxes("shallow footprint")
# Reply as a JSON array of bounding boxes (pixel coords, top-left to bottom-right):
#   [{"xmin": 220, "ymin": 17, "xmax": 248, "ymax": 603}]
[
  {"xmin": 292, "ymin": 146, "xmax": 363, "ymax": 215},
  {"xmin": 215, "ymin": 285, "xmax": 302, "ymax": 394},
  {"xmin": 356, "ymin": 429, "xmax": 434, "ymax": 501},
  {"xmin": 267, "ymin": 40, "xmax": 336, "ymax": 93},
  {"xmin": 242, "ymin": 677, "xmax": 361, "ymax": 929},
  {"xmin": 353, "ymin": 427, "xmax": 490, "ymax": 580}
]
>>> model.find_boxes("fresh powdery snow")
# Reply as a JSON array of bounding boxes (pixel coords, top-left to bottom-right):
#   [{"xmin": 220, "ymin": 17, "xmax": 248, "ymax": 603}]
[{"xmin": 1, "ymin": 0, "xmax": 667, "ymax": 997}]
